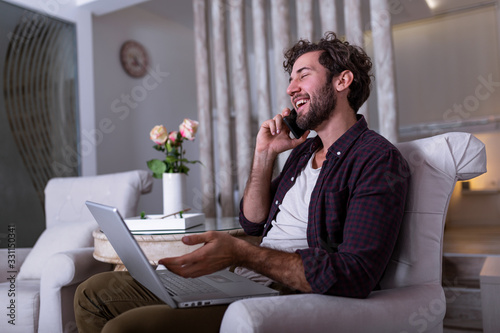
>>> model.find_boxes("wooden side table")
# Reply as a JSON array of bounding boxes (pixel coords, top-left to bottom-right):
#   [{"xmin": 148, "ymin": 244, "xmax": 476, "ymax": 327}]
[{"xmin": 93, "ymin": 216, "xmax": 260, "ymax": 270}]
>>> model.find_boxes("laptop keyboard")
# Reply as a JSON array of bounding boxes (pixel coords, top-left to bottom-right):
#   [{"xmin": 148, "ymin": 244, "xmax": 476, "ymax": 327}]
[{"xmin": 157, "ymin": 271, "xmax": 219, "ymax": 296}]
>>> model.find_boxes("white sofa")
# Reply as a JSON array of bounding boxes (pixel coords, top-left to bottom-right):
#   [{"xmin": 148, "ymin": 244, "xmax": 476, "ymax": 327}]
[
  {"xmin": 0, "ymin": 170, "xmax": 153, "ymax": 333},
  {"xmin": 220, "ymin": 132, "xmax": 487, "ymax": 333}
]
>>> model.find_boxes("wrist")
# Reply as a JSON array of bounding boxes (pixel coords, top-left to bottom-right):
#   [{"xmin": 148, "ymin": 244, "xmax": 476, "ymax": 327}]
[
  {"xmin": 253, "ymin": 149, "xmax": 277, "ymax": 170},
  {"xmin": 233, "ymin": 237, "xmax": 258, "ymax": 268}
]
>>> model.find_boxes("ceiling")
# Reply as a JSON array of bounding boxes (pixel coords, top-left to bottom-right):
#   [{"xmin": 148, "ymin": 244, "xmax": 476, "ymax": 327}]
[
  {"xmin": 136, "ymin": 0, "xmax": 496, "ymax": 31},
  {"xmin": 425, "ymin": 0, "xmax": 495, "ymax": 14}
]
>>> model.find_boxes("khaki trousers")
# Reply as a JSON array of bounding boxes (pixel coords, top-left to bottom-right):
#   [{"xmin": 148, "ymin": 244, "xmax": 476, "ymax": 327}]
[{"xmin": 74, "ymin": 271, "xmax": 228, "ymax": 333}]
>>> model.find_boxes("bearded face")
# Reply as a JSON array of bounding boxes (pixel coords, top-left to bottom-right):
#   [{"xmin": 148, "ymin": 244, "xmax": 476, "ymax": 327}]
[{"xmin": 296, "ymin": 77, "xmax": 337, "ymax": 131}]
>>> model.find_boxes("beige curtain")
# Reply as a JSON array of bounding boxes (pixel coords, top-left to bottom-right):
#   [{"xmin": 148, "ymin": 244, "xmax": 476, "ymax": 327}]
[
  {"xmin": 344, "ymin": 0, "xmax": 369, "ymax": 123},
  {"xmin": 192, "ymin": 0, "xmax": 398, "ymax": 217}
]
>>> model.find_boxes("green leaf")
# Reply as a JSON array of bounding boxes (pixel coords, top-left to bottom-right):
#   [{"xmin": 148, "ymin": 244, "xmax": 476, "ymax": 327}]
[
  {"xmin": 179, "ymin": 165, "xmax": 190, "ymax": 174},
  {"xmin": 179, "ymin": 158, "xmax": 200, "ymax": 164},
  {"xmin": 147, "ymin": 159, "xmax": 167, "ymax": 176},
  {"xmin": 153, "ymin": 144, "xmax": 165, "ymax": 152},
  {"xmin": 165, "ymin": 156, "xmax": 177, "ymax": 164}
]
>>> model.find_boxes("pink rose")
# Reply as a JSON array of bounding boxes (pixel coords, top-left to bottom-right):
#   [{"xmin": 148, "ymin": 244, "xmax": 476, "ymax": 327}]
[
  {"xmin": 168, "ymin": 131, "xmax": 180, "ymax": 146},
  {"xmin": 150, "ymin": 125, "xmax": 168, "ymax": 145},
  {"xmin": 179, "ymin": 119, "xmax": 199, "ymax": 141}
]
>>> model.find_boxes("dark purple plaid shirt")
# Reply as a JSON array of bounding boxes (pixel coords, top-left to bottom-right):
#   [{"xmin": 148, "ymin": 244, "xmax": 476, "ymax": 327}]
[{"xmin": 240, "ymin": 116, "xmax": 410, "ymax": 298}]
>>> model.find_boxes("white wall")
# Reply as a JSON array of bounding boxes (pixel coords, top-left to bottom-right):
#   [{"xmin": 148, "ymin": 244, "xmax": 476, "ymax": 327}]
[
  {"xmin": 92, "ymin": 5, "xmax": 200, "ymax": 215},
  {"xmin": 393, "ymin": 6, "xmax": 500, "ymax": 129}
]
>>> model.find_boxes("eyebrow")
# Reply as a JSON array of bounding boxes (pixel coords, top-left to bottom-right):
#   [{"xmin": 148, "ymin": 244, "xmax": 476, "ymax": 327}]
[{"xmin": 289, "ymin": 66, "xmax": 312, "ymax": 82}]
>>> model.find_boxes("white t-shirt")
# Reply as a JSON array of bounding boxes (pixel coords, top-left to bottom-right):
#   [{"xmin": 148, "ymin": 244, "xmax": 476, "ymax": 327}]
[
  {"xmin": 260, "ymin": 152, "xmax": 321, "ymax": 252},
  {"xmin": 235, "ymin": 153, "xmax": 321, "ymax": 284}
]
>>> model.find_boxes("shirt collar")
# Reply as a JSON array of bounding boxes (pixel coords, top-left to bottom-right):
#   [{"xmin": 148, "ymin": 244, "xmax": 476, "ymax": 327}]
[{"xmin": 326, "ymin": 114, "xmax": 368, "ymax": 159}]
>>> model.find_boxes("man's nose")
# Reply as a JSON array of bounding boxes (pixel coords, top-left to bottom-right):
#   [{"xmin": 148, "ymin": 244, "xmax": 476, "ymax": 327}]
[{"xmin": 287, "ymin": 78, "xmax": 299, "ymax": 96}]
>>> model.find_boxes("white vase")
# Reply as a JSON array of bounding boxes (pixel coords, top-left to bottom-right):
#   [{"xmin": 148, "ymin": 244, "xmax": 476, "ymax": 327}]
[{"xmin": 162, "ymin": 173, "xmax": 187, "ymax": 215}]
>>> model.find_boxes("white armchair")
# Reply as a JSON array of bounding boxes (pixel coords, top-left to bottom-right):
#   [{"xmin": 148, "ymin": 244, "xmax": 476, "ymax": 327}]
[
  {"xmin": 220, "ymin": 132, "xmax": 487, "ymax": 333},
  {"xmin": 0, "ymin": 170, "xmax": 153, "ymax": 333}
]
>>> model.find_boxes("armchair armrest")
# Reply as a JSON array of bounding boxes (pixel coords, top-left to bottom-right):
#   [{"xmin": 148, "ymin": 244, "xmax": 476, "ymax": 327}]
[
  {"xmin": 220, "ymin": 284, "xmax": 445, "ymax": 333},
  {"xmin": 38, "ymin": 247, "xmax": 112, "ymax": 333},
  {"xmin": 41, "ymin": 247, "xmax": 112, "ymax": 288}
]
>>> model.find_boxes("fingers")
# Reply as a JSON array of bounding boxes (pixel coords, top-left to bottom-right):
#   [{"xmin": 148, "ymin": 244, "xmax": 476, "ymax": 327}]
[
  {"xmin": 281, "ymin": 107, "xmax": 292, "ymax": 117},
  {"xmin": 266, "ymin": 115, "xmax": 282, "ymax": 135},
  {"xmin": 158, "ymin": 231, "xmax": 231, "ymax": 278},
  {"xmin": 263, "ymin": 108, "xmax": 292, "ymax": 136},
  {"xmin": 158, "ymin": 249, "xmax": 220, "ymax": 278},
  {"xmin": 181, "ymin": 234, "xmax": 204, "ymax": 246},
  {"xmin": 158, "ymin": 252, "xmax": 202, "ymax": 277},
  {"xmin": 159, "ymin": 261, "xmax": 198, "ymax": 277},
  {"xmin": 180, "ymin": 229, "xmax": 223, "ymax": 247},
  {"xmin": 158, "ymin": 233, "xmax": 212, "ymax": 268}
]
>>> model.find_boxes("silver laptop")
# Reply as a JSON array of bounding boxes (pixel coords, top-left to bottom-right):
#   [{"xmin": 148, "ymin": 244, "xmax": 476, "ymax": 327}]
[{"xmin": 86, "ymin": 201, "xmax": 279, "ymax": 308}]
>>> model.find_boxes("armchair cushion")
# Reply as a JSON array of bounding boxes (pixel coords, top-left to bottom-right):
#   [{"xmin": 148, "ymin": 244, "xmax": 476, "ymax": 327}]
[
  {"xmin": 17, "ymin": 220, "xmax": 96, "ymax": 280},
  {"xmin": 382, "ymin": 132, "xmax": 486, "ymax": 289}
]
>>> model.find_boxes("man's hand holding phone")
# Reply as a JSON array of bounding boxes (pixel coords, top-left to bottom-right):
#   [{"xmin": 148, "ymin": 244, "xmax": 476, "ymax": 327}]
[{"xmin": 255, "ymin": 108, "xmax": 309, "ymax": 157}]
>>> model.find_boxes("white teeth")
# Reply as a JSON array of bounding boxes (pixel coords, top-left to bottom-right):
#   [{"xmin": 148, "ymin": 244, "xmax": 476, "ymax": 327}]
[{"xmin": 295, "ymin": 99, "xmax": 308, "ymax": 108}]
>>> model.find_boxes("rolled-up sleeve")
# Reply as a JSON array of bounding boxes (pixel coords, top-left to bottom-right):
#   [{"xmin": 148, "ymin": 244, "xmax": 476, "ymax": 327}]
[{"xmin": 239, "ymin": 199, "xmax": 266, "ymax": 236}]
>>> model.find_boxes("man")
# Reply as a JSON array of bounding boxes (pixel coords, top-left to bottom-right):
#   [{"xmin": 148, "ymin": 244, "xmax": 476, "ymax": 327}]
[{"xmin": 74, "ymin": 32, "xmax": 409, "ymax": 332}]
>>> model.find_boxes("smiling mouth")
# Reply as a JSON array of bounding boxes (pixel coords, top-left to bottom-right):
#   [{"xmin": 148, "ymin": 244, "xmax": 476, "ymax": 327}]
[{"xmin": 295, "ymin": 98, "xmax": 309, "ymax": 111}]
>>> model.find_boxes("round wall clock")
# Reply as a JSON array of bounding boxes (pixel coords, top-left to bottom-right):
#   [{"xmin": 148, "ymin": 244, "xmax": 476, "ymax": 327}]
[{"xmin": 120, "ymin": 40, "xmax": 149, "ymax": 78}]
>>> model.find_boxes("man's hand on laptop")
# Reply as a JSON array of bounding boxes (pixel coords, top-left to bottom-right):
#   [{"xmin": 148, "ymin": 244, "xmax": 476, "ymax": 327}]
[
  {"xmin": 158, "ymin": 230, "xmax": 313, "ymax": 293},
  {"xmin": 158, "ymin": 231, "xmax": 246, "ymax": 278}
]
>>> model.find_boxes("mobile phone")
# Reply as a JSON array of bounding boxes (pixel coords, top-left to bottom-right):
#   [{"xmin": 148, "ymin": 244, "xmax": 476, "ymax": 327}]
[{"xmin": 283, "ymin": 109, "xmax": 306, "ymax": 139}]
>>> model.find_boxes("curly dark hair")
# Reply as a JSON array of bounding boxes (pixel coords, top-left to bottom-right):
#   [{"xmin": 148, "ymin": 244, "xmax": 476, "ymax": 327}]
[{"xmin": 283, "ymin": 32, "xmax": 373, "ymax": 112}]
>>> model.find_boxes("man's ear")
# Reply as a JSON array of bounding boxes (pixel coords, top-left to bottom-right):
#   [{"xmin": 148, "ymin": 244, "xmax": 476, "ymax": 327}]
[{"xmin": 334, "ymin": 70, "xmax": 354, "ymax": 92}]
